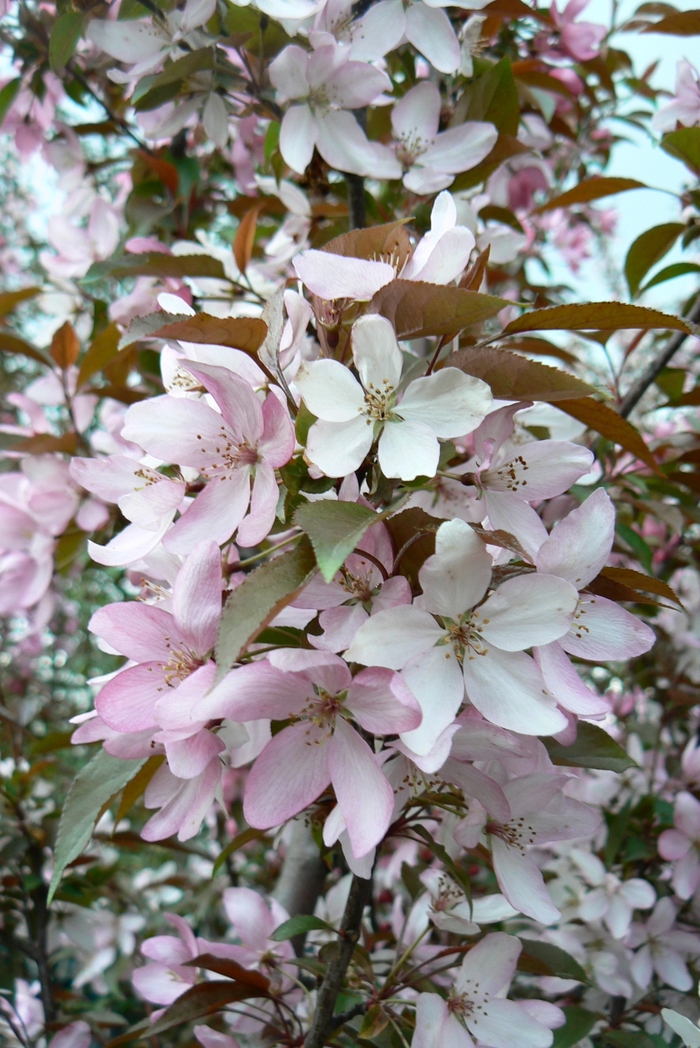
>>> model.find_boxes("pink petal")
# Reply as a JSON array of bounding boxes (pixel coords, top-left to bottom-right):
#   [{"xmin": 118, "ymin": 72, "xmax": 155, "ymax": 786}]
[
  {"xmin": 536, "ymin": 488, "xmax": 615, "ymax": 588},
  {"xmin": 89, "ymin": 602, "xmax": 175, "ymax": 663},
  {"xmin": 481, "ymin": 441, "xmax": 594, "ymax": 499},
  {"xmin": 244, "ymin": 722, "xmax": 331, "ymax": 829},
  {"xmin": 164, "ymin": 470, "xmax": 251, "ymax": 554},
  {"xmin": 404, "ymin": 1, "xmax": 460, "ymax": 73},
  {"xmin": 477, "ymin": 574, "xmax": 578, "ymax": 650},
  {"xmin": 535, "ymin": 641, "xmax": 610, "ymax": 715},
  {"xmin": 186, "ymin": 363, "xmax": 263, "ymax": 443},
  {"xmin": 173, "ymin": 540, "xmax": 222, "ymax": 655},
  {"xmin": 142, "ymin": 757, "xmax": 221, "ymax": 841},
  {"xmin": 198, "ymin": 659, "xmax": 309, "ymax": 722},
  {"xmin": 463, "ymin": 648, "xmax": 567, "ymax": 736},
  {"xmin": 122, "ymin": 396, "xmax": 226, "ymax": 468},
  {"xmin": 237, "ymin": 461, "xmax": 278, "ymax": 548},
  {"xmin": 95, "ymin": 663, "xmax": 164, "ymax": 732},
  {"xmin": 164, "ymin": 728, "xmax": 225, "ymax": 779},
  {"xmin": 223, "ymin": 886, "xmax": 279, "ymax": 947},
  {"xmin": 418, "ymin": 518, "xmax": 492, "ymax": 619},
  {"xmin": 457, "ymin": 932, "xmax": 520, "ymax": 996},
  {"xmin": 293, "ymin": 252, "xmax": 394, "ymax": 302},
  {"xmin": 391, "ymin": 81, "xmax": 439, "ymax": 143},
  {"xmin": 424, "ymin": 121, "xmax": 498, "ymax": 175},
  {"xmin": 259, "ymin": 390, "xmax": 295, "ymax": 467},
  {"xmin": 561, "ymin": 595, "xmax": 655, "ymax": 660},
  {"xmin": 347, "ymin": 666, "xmax": 422, "ymax": 734},
  {"xmin": 329, "ymin": 718, "xmax": 394, "ymax": 857},
  {"xmin": 491, "ymin": 838, "xmax": 560, "ymax": 924},
  {"xmin": 400, "ymin": 644, "xmax": 465, "ymax": 756},
  {"xmin": 279, "ymin": 104, "xmax": 317, "ymax": 174}
]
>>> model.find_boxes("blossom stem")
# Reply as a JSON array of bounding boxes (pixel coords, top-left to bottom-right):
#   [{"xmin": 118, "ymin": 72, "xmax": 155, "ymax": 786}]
[{"xmin": 304, "ymin": 872, "xmax": 373, "ymax": 1048}]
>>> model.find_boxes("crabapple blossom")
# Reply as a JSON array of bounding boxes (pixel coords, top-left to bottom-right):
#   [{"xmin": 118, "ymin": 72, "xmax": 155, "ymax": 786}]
[
  {"xmin": 454, "ymin": 773, "xmax": 600, "ymax": 924},
  {"xmin": 295, "ymin": 314, "xmax": 492, "ymax": 480},
  {"xmin": 346, "ymin": 518, "xmax": 577, "ymax": 752},
  {"xmin": 132, "ymin": 912, "xmax": 211, "ymax": 1005},
  {"xmin": 391, "ymin": 82, "xmax": 497, "ymax": 193},
  {"xmin": 269, "ymin": 41, "xmax": 400, "ymax": 177},
  {"xmin": 549, "ymin": 0, "xmax": 606, "ymax": 61},
  {"xmin": 413, "ymin": 933, "xmax": 563, "ymax": 1048},
  {"xmin": 626, "ymin": 897, "xmax": 699, "ymax": 991},
  {"xmin": 662, "ymin": 1010, "xmax": 700, "ymax": 1048},
  {"xmin": 659, "ymin": 791, "xmax": 700, "ymax": 899},
  {"xmin": 122, "ymin": 362, "xmax": 294, "ymax": 552},
  {"xmin": 198, "ymin": 649, "xmax": 422, "ymax": 857},
  {"xmin": 575, "ymin": 849, "xmax": 656, "ymax": 938},
  {"xmin": 653, "ymin": 60, "xmax": 700, "ymax": 131}
]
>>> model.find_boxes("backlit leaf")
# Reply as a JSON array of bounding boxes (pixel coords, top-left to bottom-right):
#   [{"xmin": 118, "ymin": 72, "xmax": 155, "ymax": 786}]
[
  {"xmin": 49, "ymin": 11, "xmax": 85, "ymax": 73},
  {"xmin": 234, "ymin": 201, "xmax": 266, "ymax": 275},
  {"xmin": 624, "ymin": 223, "xmax": 684, "ymax": 297},
  {"xmin": 295, "ymin": 500, "xmax": 379, "ymax": 583},
  {"xmin": 552, "ymin": 1007, "xmax": 599, "ymax": 1048},
  {"xmin": 661, "ymin": 127, "xmax": 700, "ymax": 176},
  {"xmin": 369, "ymin": 281, "xmax": 508, "ymax": 338},
  {"xmin": 50, "ymin": 322, "xmax": 80, "ymax": 369},
  {"xmin": 447, "ymin": 346, "xmax": 594, "ymax": 401},
  {"xmin": 269, "ymin": 915, "xmax": 334, "ymax": 941},
  {"xmin": 557, "ymin": 397, "xmax": 659, "ymax": 471},
  {"xmin": 503, "ymin": 301, "xmax": 693, "ymax": 335},
  {"xmin": 534, "ymin": 176, "xmax": 647, "ymax": 214},
  {"xmin": 77, "ymin": 323, "xmax": 122, "ymax": 387},
  {"xmin": 519, "ymin": 940, "xmax": 588, "ymax": 982}
]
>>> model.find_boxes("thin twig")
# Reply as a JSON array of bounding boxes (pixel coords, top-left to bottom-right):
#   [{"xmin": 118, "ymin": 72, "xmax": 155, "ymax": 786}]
[
  {"xmin": 304, "ymin": 872, "xmax": 373, "ymax": 1048},
  {"xmin": 618, "ymin": 291, "xmax": 700, "ymax": 418}
]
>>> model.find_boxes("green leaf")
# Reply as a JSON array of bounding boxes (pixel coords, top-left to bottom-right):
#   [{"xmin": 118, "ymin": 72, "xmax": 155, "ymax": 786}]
[
  {"xmin": 519, "ymin": 940, "xmax": 588, "ymax": 983},
  {"xmin": 661, "ymin": 127, "xmax": 700, "ymax": 176},
  {"xmin": 503, "ymin": 301, "xmax": 694, "ymax": 335},
  {"xmin": 215, "ymin": 538, "xmax": 317, "ymax": 679},
  {"xmin": 552, "ymin": 1007, "xmax": 598, "ymax": 1048},
  {"xmin": 448, "ymin": 347, "xmax": 595, "ymax": 402},
  {"xmin": 49, "ymin": 11, "xmax": 85, "ymax": 73},
  {"xmin": 212, "ymin": 826, "xmax": 267, "ymax": 875},
  {"xmin": 0, "ymin": 78, "xmax": 21, "ymax": 126},
  {"xmin": 369, "ymin": 281, "xmax": 509, "ymax": 339},
  {"xmin": 48, "ymin": 751, "xmax": 147, "ymax": 904},
  {"xmin": 534, "ymin": 176, "xmax": 647, "ymax": 214},
  {"xmin": 269, "ymin": 915, "xmax": 334, "ymax": 941},
  {"xmin": 557, "ymin": 397, "xmax": 659, "ymax": 472},
  {"xmin": 616, "ymin": 522, "xmax": 654, "ymax": 574},
  {"xmin": 638, "ymin": 261, "xmax": 700, "ymax": 293},
  {"xmin": 459, "ymin": 57, "xmax": 519, "ymax": 135},
  {"xmin": 295, "ymin": 501, "xmax": 378, "ymax": 583},
  {"xmin": 625, "ymin": 223, "xmax": 684, "ymax": 298},
  {"xmin": 144, "ymin": 47, "xmax": 215, "ymax": 91},
  {"xmin": 82, "ymin": 253, "xmax": 227, "ymax": 285},
  {"xmin": 544, "ymin": 722, "xmax": 638, "ymax": 772},
  {"xmin": 224, "ymin": 2, "xmax": 292, "ymax": 56}
]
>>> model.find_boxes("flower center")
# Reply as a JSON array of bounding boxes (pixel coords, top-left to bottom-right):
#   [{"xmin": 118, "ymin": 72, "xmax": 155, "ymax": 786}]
[
  {"xmin": 487, "ymin": 815, "xmax": 537, "ymax": 854},
  {"xmin": 160, "ymin": 646, "xmax": 204, "ymax": 687},
  {"xmin": 361, "ymin": 381, "xmax": 396, "ymax": 423},
  {"xmin": 444, "ymin": 616, "xmax": 489, "ymax": 662},
  {"xmin": 196, "ymin": 425, "xmax": 259, "ymax": 478}
]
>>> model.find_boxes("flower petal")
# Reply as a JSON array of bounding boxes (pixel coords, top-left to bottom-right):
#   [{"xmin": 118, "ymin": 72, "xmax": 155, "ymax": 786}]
[
  {"xmin": 351, "ymin": 314, "xmax": 403, "ymax": 392},
  {"xmin": 295, "ymin": 359, "xmax": 365, "ymax": 420},
  {"xmin": 463, "ymin": 648, "xmax": 567, "ymax": 735},
  {"xmin": 418, "ymin": 518, "xmax": 492, "ymax": 619},
  {"xmin": 329, "ymin": 718, "xmax": 394, "ymax": 856},
  {"xmin": 477, "ymin": 574, "xmax": 578, "ymax": 650},
  {"xmin": 399, "ymin": 369, "xmax": 492, "ymax": 439},
  {"xmin": 244, "ymin": 722, "xmax": 331, "ymax": 829},
  {"xmin": 535, "ymin": 488, "xmax": 614, "ymax": 588}
]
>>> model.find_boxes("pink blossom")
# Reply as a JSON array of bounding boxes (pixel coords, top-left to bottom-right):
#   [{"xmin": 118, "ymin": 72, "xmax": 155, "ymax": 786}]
[
  {"xmin": 199, "ymin": 649, "xmax": 422, "ymax": 857},
  {"xmin": 654, "ymin": 60, "xmax": 700, "ymax": 132},
  {"xmin": 627, "ymin": 898, "xmax": 699, "ymax": 991},
  {"xmin": 122, "ymin": 362, "xmax": 294, "ymax": 552},
  {"xmin": 659, "ymin": 791, "xmax": 700, "ymax": 899},
  {"xmin": 550, "ymin": 0, "xmax": 606, "ymax": 62},
  {"xmin": 133, "ymin": 912, "xmax": 209, "ymax": 1004}
]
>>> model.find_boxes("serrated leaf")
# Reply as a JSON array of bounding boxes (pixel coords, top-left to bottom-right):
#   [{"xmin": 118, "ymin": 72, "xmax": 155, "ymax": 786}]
[
  {"xmin": 77, "ymin": 323, "xmax": 121, "ymax": 387},
  {"xmin": 448, "ymin": 347, "xmax": 594, "ymax": 401},
  {"xmin": 0, "ymin": 331, "xmax": 51, "ymax": 366},
  {"xmin": 545, "ymin": 722, "xmax": 638, "ymax": 772},
  {"xmin": 82, "ymin": 253, "xmax": 227, "ymax": 285},
  {"xmin": 625, "ymin": 223, "xmax": 684, "ymax": 297},
  {"xmin": 0, "ymin": 286, "xmax": 41, "ymax": 318},
  {"xmin": 557, "ymin": 397, "xmax": 659, "ymax": 471},
  {"xmin": 519, "ymin": 940, "xmax": 588, "ymax": 983},
  {"xmin": 369, "ymin": 281, "xmax": 509, "ymax": 339},
  {"xmin": 215, "ymin": 538, "xmax": 317, "ymax": 679},
  {"xmin": 50, "ymin": 321, "xmax": 80, "ymax": 369},
  {"xmin": 49, "ymin": 11, "xmax": 85, "ymax": 73},
  {"xmin": 269, "ymin": 915, "xmax": 334, "ymax": 941},
  {"xmin": 661, "ymin": 127, "xmax": 700, "ymax": 176},
  {"xmin": 48, "ymin": 751, "xmax": 147, "ymax": 904},
  {"xmin": 119, "ymin": 311, "xmax": 267, "ymax": 351},
  {"xmin": 0, "ymin": 78, "xmax": 21, "ymax": 126},
  {"xmin": 503, "ymin": 302, "xmax": 693, "ymax": 335},
  {"xmin": 295, "ymin": 501, "xmax": 378, "ymax": 583},
  {"xmin": 552, "ymin": 1006, "xmax": 599, "ymax": 1048},
  {"xmin": 600, "ymin": 566, "xmax": 683, "ymax": 606},
  {"xmin": 534, "ymin": 176, "xmax": 647, "ymax": 214}
]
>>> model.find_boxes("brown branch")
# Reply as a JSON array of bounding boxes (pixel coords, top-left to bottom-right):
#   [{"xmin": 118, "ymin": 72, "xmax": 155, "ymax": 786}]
[
  {"xmin": 618, "ymin": 291, "xmax": 700, "ymax": 418},
  {"xmin": 304, "ymin": 872, "xmax": 373, "ymax": 1048}
]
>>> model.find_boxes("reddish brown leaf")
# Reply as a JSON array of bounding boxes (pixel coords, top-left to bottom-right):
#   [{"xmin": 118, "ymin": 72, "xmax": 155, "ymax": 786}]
[
  {"xmin": 234, "ymin": 201, "xmax": 266, "ymax": 275},
  {"xmin": 369, "ymin": 281, "xmax": 508, "ymax": 339},
  {"xmin": 0, "ymin": 286, "xmax": 41, "ymax": 318},
  {"xmin": 533, "ymin": 177, "xmax": 647, "ymax": 214},
  {"xmin": 599, "ymin": 566, "xmax": 683, "ymax": 607},
  {"xmin": 446, "ymin": 346, "xmax": 594, "ymax": 401},
  {"xmin": 123, "ymin": 312, "xmax": 268, "ymax": 353},
  {"xmin": 504, "ymin": 336, "xmax": 579, "ymax": 365},
  {"xmin": 13, "ymin": 433, "xmax": 80, "ymax": 455},
  {"xmin": 460, "ymin": 245, "xmax": 491, "ymax": 291},
  {"xmin": 643, "ymin": 10, "xmax": 700, "ymax": 33},
  {"xmin": 77, "ymin": 323, "xmax": 121, "ymax": 388},
  {"xmin": 0, "ymin": 331, "xmax": 51, "ymax": 366},
  {"xmin": 50, "ymin": 321, "xmax": 80, "ymax": 369},
  {"xmin": 323, "ymin": 220, "xmax": 413, "ymax": 271},
  {"xmin": 185, "ymin": 954, "xmax": 271, "ymax": 992},
  {"xmin": 586, "ymin": 575, "xmax": 667, "ymax": 608},
  {"xmin": 557, "ymin": 397, "xmax": 659, "ymax": 471},
  {"xmin": 503, "ymin": 302, "xmax": 693, "ymax": 335}
]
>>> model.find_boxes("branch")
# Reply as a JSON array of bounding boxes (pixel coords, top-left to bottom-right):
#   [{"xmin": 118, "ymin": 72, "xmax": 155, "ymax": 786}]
[
  {"xmin": 272, "ymin": 821, "xmax": 327, "ymax": 955},
  {"xmin": 304, "ymin": 873, "xmax": 373, "ymax": 1048},
  {"xmin": 618, "ymin": 291, "xmax": 700, "ymax": 418},
  {"xmin": 344, "ymin": 108, "xmax": 367, "ymax": 231}
]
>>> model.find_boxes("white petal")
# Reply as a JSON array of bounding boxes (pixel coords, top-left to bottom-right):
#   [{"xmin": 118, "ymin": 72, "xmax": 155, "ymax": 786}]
[
  {"xmin": 391, "ymin": 80, "xmax": 440, "ymax": 143},
  {"xmin": 305, "ymin": 416, "xmax": 375, "ymax": 478},
  {"xmin": 483, "ymin": 491, "xmax": 548, "ymax": 560},
  {"xmin": 418, "ymin": 518, "xmax": 492, "ymax": 620},
  {"xmin": 482, "ymin": 441, "xmax": 594, "ymax": 499},
  {"xmin": 315, "ymin": 109, "xmax": 402, "ymax": 180},
  {"xmin": 352, "ymin": 315, "xmax": 402, "ymax": 392},
  {"xmin": 491, "ymin": 838, "xmax": 561, "ymax": 924},
  {"xmin": 399, "ymin": 369, "xmax": 492, "ymax": 438},
  {"xmin": 400, "ymin": 645, "xmax": 466, "ymax": 756},
  {"xmin": 463, "ymin": 649, "xmax": 567, "ymax": 735},
  {"xmin": 477, "ymin": 574, "xmax": 578, "ymax": 650},
  {"xmin": 279, "ymin": 105, "xmax": 317, "ymax": 174},
  {"xmin": 562, "ymin": 596, "xmax": 655, "ymax": 660},
  {"xmin": 536, "ymin": 488, "xmax": 615, "ymax": 588},
  {"xmin": 378, "ymin": 418, "xmax": 440, "ymax": 480},
  {"xmin": 424, "ymin": 121, "xmax": 498, "ymax": 174},
  {"xmin": 404, "ymin": 2, "xmax": 460, "ymax": 73},
  {"xmin": 346, "ymin": 605, "xmax": 445, "ymax": 669},
  {"xmin": 269, "ymin": 45, "xmax": 310, "ymax": 103},
  {"xmin": 295, "ymin": 359, "xmax": 365, "ymax": 420},
  {"xmin": 88, "ymin": 19, "xmax": 166, "ymax": 63},
  {"xmin": 535, "ymin": 641, "xmax": 610, "ymax": 715},
  {"xmin": 293, "ymin": 249, "xmax": 394, "ymax": 300}
]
